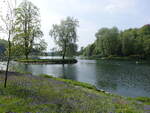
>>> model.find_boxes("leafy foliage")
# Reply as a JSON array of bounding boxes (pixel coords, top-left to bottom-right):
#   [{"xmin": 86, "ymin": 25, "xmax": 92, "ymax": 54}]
[
  {"xmin": 50, "ymin": 17, "xmax": 79, "ymax": 59},
  {"xmin": 14, "ymin": 0, "xmax": 46, "ymax": 59},
  {"xmin": 82, "ymin": 25, "xmax": 150, "ymax": 59}
]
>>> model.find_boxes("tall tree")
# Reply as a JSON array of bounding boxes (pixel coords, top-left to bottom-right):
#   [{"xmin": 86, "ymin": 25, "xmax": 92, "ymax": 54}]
[
  {"xmin": 14, "ymin": 0, "xmax": 43, "ymax": 59},
  {"xmin": 95, "ymin": 27, "xmax": 120, "ymax": 56},
  {"xmin": 50, "ymin": 17, "xmax": 79, "ymax": 60},
  {"xmin": 0, "ymin": 0, "xmax": 17, "ymax": 88},
  {"xmin": 139, "ymin": 25, "xmax": 150, "ymax": 57},
  {"xmin": 121, "ymin": 29, "xmax": 138, "ymax": 56}
]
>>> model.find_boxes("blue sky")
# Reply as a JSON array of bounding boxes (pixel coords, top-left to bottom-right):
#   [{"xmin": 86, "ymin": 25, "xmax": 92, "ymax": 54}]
[{"xmin": 1, "ymin": 0, "xmax": 150, "ymax": 51}]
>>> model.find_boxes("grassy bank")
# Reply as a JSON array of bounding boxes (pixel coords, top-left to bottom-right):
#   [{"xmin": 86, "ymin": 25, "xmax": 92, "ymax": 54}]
[
  {"xmin": 16, "ymin": 58, "xmax": 78, "ymax": 64},
  {"xmin": 0, "ymin": 71, "xmax": 149, "ymax": 112}
]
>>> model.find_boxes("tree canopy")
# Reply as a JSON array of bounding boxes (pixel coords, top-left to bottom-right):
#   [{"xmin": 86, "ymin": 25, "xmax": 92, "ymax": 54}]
[
  {"xmin": 82, "ymin": 25, "xmax": 150, "ymax": 59},
  {"xmin": 14, "ymin": 0, "xmax": 45, "ymax": 59},
  {"xmin": 50, "ymin": 17, "xmax": 79, "ymax": 59}
]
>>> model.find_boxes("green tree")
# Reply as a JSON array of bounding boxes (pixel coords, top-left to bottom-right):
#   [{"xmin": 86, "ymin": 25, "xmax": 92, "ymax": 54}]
[
  {"xmin": 95, "ymin": 27, "xmax": 120, "ymax": 56},
  {"xmin": 50, "ymin": 17, "xmax": 79, "ymax": 60},
  {"xmin": 139, "ymin": 25, "xmax": 150, "ymax": 57},
  {"xmin": 83, "ymin": 25, "xmax": 150, "ymax": 59},
  {"xmin": 121, "ymin": 29, "xmax": 136, "ymax": 56},
  {"xmin": 83, "ymin": 43, "xmax": 96, "ymax": 56},
  {"xmin": 66, "ymin": 43, "xmax": 78, "ymax": 57},
  {"xmin": 32, "ymin": 39, "xmax": 47, "ymax": 55},
  {"xmin": 14, "ymin": 0, "xmax": 43, "ymax": 59},
  {"xmin": 78, "ymin": 46, "xmax": 84, "ymax": 55}
]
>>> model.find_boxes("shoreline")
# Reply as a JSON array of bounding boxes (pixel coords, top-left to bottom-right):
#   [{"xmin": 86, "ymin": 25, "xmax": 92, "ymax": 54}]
[
  {"xmin": 15, "ymin": 58, "xmax": 78, "ymax": 64},
  {"xmin": 0, "ymin": 71, "xmax": 111, "ymax": 95},
  {"xmin": 0, "ymin": 71, "xmax": 149, "ymax": 112},
  {"xmin": 79, "ymin": 56, "xmax": 149, "ymax": 62},
  {"xmin": 1, "ymin": 71, "xmax": 149, "ymax": 98}
]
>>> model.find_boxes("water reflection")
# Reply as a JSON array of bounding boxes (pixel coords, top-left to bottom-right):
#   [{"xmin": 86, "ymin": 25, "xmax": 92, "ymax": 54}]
[
  {"xmin": 60, "ymin": 64, "xmax": 77, "ymax": 80},
  {"xmin": 0, "ymin": 59, "xmax": 150, "ymax": 97},
  {"xmin": 94, "ymin": 60, "xmax": 150, "ymax": 97}
]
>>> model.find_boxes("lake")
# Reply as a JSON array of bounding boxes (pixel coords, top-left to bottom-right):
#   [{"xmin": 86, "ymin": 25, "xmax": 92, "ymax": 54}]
[{"xmin": 1, "ymin": 58, "xmax": 150, "ymax": 97}]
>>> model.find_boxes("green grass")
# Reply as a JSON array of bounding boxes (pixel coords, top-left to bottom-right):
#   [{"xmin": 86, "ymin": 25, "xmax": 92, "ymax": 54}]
[
  {"xmin": 39, "ymin": 74, "xmax": 96, "ymax": 90},
  {"xmin": 0, "ymin": 73, "xmax": 148, "ymax": 113},
  {"xmin": 16, "ymin": 58, "xmax": 78, "ymax": 64},
  {"xmin": 134, "ymin": 97, "xmax": 150, "ymax": 105}
]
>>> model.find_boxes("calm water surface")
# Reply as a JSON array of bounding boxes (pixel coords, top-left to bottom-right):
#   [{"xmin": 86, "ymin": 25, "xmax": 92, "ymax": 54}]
[{"xmin": 1, "ymin": 58, "xmax": 150, "ymax": 97}]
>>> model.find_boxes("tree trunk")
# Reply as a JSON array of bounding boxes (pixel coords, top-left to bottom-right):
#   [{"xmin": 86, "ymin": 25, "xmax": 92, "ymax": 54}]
[
  {"xmin": 62, "ymin": 52, "xmax": 65, "ymax": 60},
  {"xmin": 62, "ymin": 42, "xmax": 67, "ymax": 60},
  {"xmin": 24, "ymin": 38, "xmax": 29, "ymax": 60},
  {"xmin": 4, "ymin": 30, "xmax": 11, "ymax": 88},
  {"xmin": 25, "ymin": 53, "xmax": 28, "ymax": 60}
]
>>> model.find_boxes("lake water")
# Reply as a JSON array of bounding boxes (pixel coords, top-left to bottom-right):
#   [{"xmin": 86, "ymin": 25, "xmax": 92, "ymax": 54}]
[{"xmin": 1, "ymin": 58, "xmax": 150, "ymax": 97}]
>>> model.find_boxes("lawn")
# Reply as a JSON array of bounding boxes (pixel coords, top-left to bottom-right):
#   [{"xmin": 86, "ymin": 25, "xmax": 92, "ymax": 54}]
[{"xmin": 0, "ymin": 71, "xmax": 149, "ymax": 113}]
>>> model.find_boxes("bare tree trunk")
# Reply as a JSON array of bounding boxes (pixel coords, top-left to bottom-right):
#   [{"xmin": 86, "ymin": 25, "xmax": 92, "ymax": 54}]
[{"xmin": 4, "ymin": 30, "xmax": 11, "ymax": 88}]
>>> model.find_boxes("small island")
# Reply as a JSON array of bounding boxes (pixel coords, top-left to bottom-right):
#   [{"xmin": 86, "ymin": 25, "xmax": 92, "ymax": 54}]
[{"xmin": 16, "ymin": 58, "xmax": 78, "ymax": 64}]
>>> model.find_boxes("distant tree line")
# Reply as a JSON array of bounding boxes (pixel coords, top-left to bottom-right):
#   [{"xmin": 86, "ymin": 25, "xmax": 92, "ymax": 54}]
[{"xmin": 82, "ymin": 25, "xmax": 150, "ymax": 59}]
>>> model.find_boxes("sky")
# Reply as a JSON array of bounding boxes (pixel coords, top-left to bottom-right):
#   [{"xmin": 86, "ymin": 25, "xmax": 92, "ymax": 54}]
[{"xmin": 1, "ymin": 0, "xmax": 150, "ymax": 51}]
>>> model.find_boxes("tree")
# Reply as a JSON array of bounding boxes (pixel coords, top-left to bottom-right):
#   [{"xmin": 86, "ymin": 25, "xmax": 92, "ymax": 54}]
[
  {"xmin": 0, "ymin": 0, "xmax": 17, "ymax": 88},
  {"xmin": 66, "ymin": 43, "xmax": 78, "ymax": 57},
  {"xmin": 78, "ymin": 46, "xmax": 84, "ymax": 55},
  {"xmin": 50, "ymin": 17, "xmax": 79, "ymax": 60},
  {"xmin": 83, "ymin": 43, "xmax": 96, "ymax": 56},
  {"xmin": 95, "ymin": 27, "xmax": 120, "ymax": 56},
  {"xmin": 14, "ymin": 0, "xmax": 43, "ymax": 59},
  {"xmin": 82, "ymin": 25, "xmax": 150, "ymax": 59},
  {"xmin": 6, "ymin": 42, "xmax": 24, "ymax": 59},
  {"xmin": 121, "ymin": 29, "xmax": 134, "ymax": 56},
  {"xmin": 138, "ymin": 25, "xmax": 150, "ymax": 57},
  {"xmin": 32, "ymin": 39, "xmax": 47, "ymax": 55}
]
